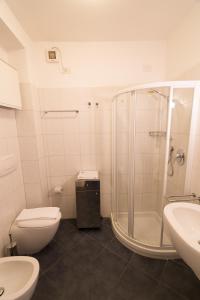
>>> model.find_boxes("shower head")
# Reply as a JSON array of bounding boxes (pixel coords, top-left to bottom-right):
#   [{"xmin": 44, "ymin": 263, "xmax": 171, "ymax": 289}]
[{"xmin": 148, "ymin": 89, "xmax": 169, "ymax": 99}]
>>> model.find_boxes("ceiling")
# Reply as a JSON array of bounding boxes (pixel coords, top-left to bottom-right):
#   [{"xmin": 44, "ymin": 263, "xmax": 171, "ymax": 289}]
[{"xmin": 6, "ymin": 0, "xmax": 196, "ymax": 41}]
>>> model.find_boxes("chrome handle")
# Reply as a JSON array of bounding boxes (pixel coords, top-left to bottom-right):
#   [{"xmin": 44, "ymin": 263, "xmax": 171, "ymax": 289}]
[
  {"xmin": 0, "ymin": 287, "xmax": 5, "ymax": 296},
  {"xmin": 167, "ymin": 193, "xmax": 200, "ymax": 203},
  {"xmin": 168, "ymin": 198, "xmax": 197, "ymax": 203},
  {"xmin": 175, "ymin": 149, "xmax": 185, "ymax": 166},
  {"xmin": 167, "ymin": 193, "xmax": 196, "ymax": 199}
]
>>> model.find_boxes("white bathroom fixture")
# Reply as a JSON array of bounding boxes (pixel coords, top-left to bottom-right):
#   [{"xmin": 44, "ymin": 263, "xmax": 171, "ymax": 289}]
[
  {"xmin": 0, "ymin": 256, "xmax": 39, "ymax": 300},
  {"xmin": 112, "ymin": 80, "xmax": 200, "ymax": 259},
  {"xmin": 0, "ymin": 58, "xmax": 21, "ymax": 109},
  {"xmin": 164, "ymin": 202, "xmax": 200, "ymax": 279},
  {"xmin": 11, "ymin": 207, "xmax": 61, "ymax": 254},
  {"xmin": 77, "ymin": 170, "xmax": 99, "ymax": 180}
]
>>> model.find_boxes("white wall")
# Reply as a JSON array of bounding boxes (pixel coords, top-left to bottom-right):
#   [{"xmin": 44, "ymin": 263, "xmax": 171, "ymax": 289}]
[
  {"xmin": 167, "ymin": 2, "xmax": 200, "ymax": 79},
  {"xmin": 33, "ymin": 41, "xmax": 166, "ymax": 88},
  {"xmin": 167, "ymin": 2, "xmax": 200, "ymax": 199},
  {"xmin": 0, "ymin": 49, "xmax": 26, "ymax": 257},
  {"xmin": 0, "ymin": 2, "xmax": 37, "ymax": 256},
  {"xmin": 34, "ymin": 41, "xmax": 166, "ymax": 217},
  {"xmin": 0, "ymin": 2, "xmax": 29, "ymax": 253},
  {"xmin": 0, "ymin": 43, "xmax": 26, "ymax": 256},
  {"xmin": 39, "ymin": 87, "xmax": 117, "ymax": 217}
]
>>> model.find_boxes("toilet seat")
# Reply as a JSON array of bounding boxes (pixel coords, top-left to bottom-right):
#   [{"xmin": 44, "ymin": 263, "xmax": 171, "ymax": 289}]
[
  {"xmin": 16, "ymin": 212, "xmax": 61, "ymax": 228},
  {"xmin": 15, "ymin": 207, "xmax": 61, "ymax": 228}
]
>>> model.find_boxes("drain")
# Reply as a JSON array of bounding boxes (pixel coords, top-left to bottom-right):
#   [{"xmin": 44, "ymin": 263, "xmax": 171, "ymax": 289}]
[
  {"xmin": 0, "ymin": 288, "xmax": 4, "ymax": 296},
  {"xmin": 198, "ymin": 241, "xmax": 200, "ymax": 245}
]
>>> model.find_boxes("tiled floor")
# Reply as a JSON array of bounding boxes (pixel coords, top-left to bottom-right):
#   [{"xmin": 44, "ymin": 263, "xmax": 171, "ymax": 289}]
[{"xmin": 32, "ymin": 218, "xmax": 200, "ymax": 300}]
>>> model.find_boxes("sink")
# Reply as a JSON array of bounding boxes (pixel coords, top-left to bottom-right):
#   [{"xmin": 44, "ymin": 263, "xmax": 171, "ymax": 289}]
[
  {"xmin": 0, "ymin": 256, "xmax": 39, "ymax": 300},
  {"xmin": 164, "ymin": 202, "xmax": 200, "ymax": 279}
]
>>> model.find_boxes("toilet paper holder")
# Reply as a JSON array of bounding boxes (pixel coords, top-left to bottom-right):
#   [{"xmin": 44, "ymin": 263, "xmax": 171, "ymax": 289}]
[{"xmin": 54, "ymin": 186, "xmax": 63, "ymax": 194}]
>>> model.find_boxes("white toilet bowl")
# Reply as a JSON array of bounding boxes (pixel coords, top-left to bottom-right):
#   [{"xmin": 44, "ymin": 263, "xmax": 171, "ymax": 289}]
[{"xmin": 11, "ymin": 208, "xmax": 61, "ymax": 255}]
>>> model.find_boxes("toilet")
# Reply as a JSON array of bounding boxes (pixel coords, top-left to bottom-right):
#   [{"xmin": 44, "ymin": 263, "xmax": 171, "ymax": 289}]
[{"xmin": 11, "ymin": 207, "xmax": 61, "ymax": 255}]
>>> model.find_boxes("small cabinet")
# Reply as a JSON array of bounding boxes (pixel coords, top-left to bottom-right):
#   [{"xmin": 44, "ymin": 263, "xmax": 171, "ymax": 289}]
[
  {"xmin": 0, "ymin": 59, "xmax": 21, "ymax": 109},
  {"xmin": 76, "ymin": 179, "xmax": 101, "ymax": 228}
]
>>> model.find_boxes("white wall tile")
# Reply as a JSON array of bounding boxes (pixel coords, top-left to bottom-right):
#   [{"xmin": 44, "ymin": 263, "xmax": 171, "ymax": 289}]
[
  {"xmin": 16, "ymin": 111, "xmax": 36, "ymax": 136},
  {"xmin": 45, "ymin": 134, "xmax": 64, "ymax": 156},
  {"xmin": 25, "ymin": 183, "xmax": 43, "ymax": 208},
  {"xmin": 22, "ymin": 161, "xmax": 40, "ymax": 183},
  {"xmin": 64, "ymin": 132, "xmax": 80, "ymax": 155},
  {"xmin": 100, "ymin": 194, "xmax": 111, "ymax": 217},
  {"xmin": 48, "ymin": 156, "xmax": 65, "ymax": 176},
  {"xmin": 80, "ymin": 134, "xmax": 96, "ymax": 155},
  {"xmin": 38, "ymin": 87, "xmax": 118, "ymax": 218},
  {"xmin": 80, "ymin": 154, "xmax": 96, "ymax": 170},
  {"xmin": 0, "ymin": 109, "xmax": 25, "ymax": 256},
  {"xmin": 19, "ymin": 137, "xmax": 38, "ymax": 161},
  {"xmin": 42, "ymin": 118, "xmax": 64, "ymax": 135},
  {"xmin": 65, "ymin": 155, "xmax": 81, "ymax": 175}
]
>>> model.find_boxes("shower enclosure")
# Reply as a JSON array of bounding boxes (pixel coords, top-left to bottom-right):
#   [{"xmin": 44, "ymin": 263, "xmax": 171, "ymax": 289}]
[{"xmin": 112, "ymin": 81, "xmax": 200, "ymax": 258}]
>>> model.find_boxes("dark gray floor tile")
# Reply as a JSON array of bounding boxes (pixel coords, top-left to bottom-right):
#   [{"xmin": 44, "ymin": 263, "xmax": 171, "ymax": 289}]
[
  {"xmin": 105, "ymin": 236, "xmax": 133, "ymax": 263},
  {"xmin": 46, "ymin": 253, "xmax": 93, "ymax": 300},
  {"xmin": 32, "ymin": 274, "xmax": 64, "ymax": 300},
  {"xmin": 173, "ymin": 258, "xmax": 193, "ymax": 271},
  {"xmin": 32, "ymin": 218, "xmax": 200, "ymax": 300},
  {"xmin": 85, "ymin": 222, "xmax": 114, "ymax": 246},
  {"xmin": 65, "ymin": 234, "xmax": 104, "ymax": 266},
  {"xmin": 33, "ymin": 239, "xmax": 65, "ymax": 275},
  {"xmin": 160, "ymin": 260, "xmax": 200, "ymax": 300},
  {"xmin": 55, "ymin": 225, "xmax": 86, "ymax": 252},
  {"xmin": 110, "ymin": 265, "xmax": 158, "ymax": 300},
  {"xmin": 58, "ymin": 218, "xmax": 77, "ymax": 233},
  {"xmin": 90, "ymin": 289, "xmax": 111, "ymax": 300},
  {"xmin": 150, "ymin": 283, "xmax": 187, "ymax": 300},
  {"xmin": 90, "ymin": 247, "xmax": 128, "ymax": 294},
  {"xmin": 129, "ymin": 252, "xmax": 166, "ymax": 280}
]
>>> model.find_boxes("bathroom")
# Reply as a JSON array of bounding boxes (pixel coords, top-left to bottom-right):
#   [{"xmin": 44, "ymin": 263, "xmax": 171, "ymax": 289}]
[{"xmin": 0, "ymin": 0, "xmax": 200, "ymax": 299}]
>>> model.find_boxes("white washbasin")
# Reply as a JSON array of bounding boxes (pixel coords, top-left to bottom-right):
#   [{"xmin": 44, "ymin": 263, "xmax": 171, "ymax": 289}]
[
  {"xmin": 164, "ymin": 202, "xmax": 200, "ymax": 279},
  {"xmin": 0, "ymin": 256, "xmax": 39, "ymax": 300}
]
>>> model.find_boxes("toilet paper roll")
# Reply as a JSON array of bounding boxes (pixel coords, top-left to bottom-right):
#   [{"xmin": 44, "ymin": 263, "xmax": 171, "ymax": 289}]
[{"xmin": 54, "ymin": 185, "xmax": 63, "ymax": 194}]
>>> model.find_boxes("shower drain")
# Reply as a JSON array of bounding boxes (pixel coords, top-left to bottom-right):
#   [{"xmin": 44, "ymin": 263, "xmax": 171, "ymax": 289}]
[{"xmin": 0, "ymin": 288, "xmax": 4, "ymax": 296}]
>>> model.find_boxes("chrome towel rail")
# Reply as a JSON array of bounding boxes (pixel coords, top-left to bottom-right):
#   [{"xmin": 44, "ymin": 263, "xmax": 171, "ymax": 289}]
[
  {"xmin": 149, "ymin": 131, "xmax": 166, "ymax": 137},
  {"xmin": 41, "ymin": 109, "xmax": 79, "ymax": 118},
  {"xmin": 167, "ymin": 193, "xmax": 200, "ymax": 203}
]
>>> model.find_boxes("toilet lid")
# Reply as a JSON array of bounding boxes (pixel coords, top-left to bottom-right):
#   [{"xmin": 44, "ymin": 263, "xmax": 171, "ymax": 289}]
[{"xmin": 16, "ymin": 212, "xmax": 61, "ymax": 228}]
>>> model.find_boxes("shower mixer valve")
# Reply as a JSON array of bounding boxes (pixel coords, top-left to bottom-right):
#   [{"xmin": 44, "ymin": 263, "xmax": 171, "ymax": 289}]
[{"xmin": 175, "ymin": 149, "xmax": 185, "ymax": 166}]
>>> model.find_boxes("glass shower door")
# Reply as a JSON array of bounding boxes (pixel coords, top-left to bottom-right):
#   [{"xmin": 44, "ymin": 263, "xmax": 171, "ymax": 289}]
[
  {"xmin": 133, "ymin": 88, "xmax": 169, "ymax": 247},
  {"xmin": 114, "ymin": 92, "xmax": 131, "ymax": 234}
]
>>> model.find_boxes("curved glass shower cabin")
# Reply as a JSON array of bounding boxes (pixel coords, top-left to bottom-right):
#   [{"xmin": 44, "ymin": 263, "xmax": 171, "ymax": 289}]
[{"xmin": 112, "ymin": 81, "xmax": 200, "ymax": 259}]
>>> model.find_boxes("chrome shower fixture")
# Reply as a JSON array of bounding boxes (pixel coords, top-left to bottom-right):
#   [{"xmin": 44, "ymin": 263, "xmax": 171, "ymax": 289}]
[{"xmin": 148, "ymin": 89, "xmax": 169, "ymax": 99}]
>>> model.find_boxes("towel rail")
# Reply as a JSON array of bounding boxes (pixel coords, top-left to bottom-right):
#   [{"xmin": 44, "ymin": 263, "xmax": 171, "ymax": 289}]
[
  {"xmin": 166, "ymin": 193, "xmax": 200, "ymax": 203},
  {"xmin": 41, "ymin": 109, "xmax": 79, "ymax": 118}
]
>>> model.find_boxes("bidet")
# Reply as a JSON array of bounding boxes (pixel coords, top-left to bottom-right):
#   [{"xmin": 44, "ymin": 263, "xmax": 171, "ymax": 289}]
[{"xmin": 0, "ymin": 256, "xmax": 39, "ymax": 300}]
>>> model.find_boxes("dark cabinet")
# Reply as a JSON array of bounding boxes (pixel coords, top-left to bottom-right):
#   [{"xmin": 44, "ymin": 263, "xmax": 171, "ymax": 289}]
[{"xmin": 76, "ymin": 179, "xmax": 101, "ymax": 228}]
